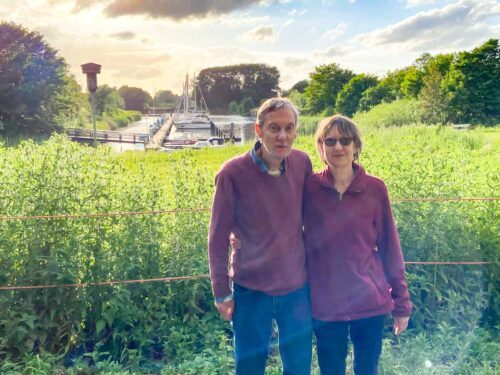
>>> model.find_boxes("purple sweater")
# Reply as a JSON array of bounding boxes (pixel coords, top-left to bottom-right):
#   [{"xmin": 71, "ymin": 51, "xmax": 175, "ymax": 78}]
[
  {"xmin": 304, "ymin": 165, "xmax": 411, "ymax": 321},
  {"xmin": 208, "ymin": 149, "xmax": 312, "ymax": 298}
]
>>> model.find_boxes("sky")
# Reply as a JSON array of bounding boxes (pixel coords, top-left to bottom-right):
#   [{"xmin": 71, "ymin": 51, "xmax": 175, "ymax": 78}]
[{"xmin": 1, "ymin": 0, "xmax": 499, "ymax": 96}]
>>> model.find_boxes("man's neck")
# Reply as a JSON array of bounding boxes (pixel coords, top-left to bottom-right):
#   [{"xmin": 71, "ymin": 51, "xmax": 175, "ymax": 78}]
[{"xmin": 260, "ymin": 148, "xmax": 283, "ymax": 171}]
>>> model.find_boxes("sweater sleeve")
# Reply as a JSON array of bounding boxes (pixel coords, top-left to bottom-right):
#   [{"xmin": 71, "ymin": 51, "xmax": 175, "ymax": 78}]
[
  {"xmin": 208, "ymin": 170, "xmax": 234, "ymax": 299},
  {"xmin": 377, "ymin": 187, "xmax": 412, "ymax": 318}
]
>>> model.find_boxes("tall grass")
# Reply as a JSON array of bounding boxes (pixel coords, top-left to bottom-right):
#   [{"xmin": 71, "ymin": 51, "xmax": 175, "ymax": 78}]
[{"xmin": 0, "ymin": 127, "xmax": 498, "ymax": 373}]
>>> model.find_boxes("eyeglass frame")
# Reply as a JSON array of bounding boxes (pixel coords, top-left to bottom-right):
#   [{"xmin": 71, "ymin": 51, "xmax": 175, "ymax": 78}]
[{"xmin": 323, "ymin": 137, "xmax": 354, "ymax": 147}]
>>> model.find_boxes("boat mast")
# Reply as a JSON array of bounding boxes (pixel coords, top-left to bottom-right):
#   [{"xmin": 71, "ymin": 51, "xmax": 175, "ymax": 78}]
[{"xmin": 184, "ymin": 73, "xmax": 189, "ymax": 116}]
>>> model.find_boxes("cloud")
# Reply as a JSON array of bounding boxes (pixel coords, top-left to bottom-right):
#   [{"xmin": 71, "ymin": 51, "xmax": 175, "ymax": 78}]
[
  {"xmin": 322, "ymin": 22, "xmax": 347, "ymax": 41},
  {"xmin": 313, "ymin": 45, "xmax": 350, "ymax": 58},
  {"xmin": 110, "ymin": 31, "xmax": 135, "ymax": 40},
  {"xmin": 282, "ymin": 19, "xmax": 294, "ymax": 28},
  {"xmin": 282, "ymin": 57, "xmax": 310, "ymax": 68},
  {"xmin": 242, "ymin": 24, "xmax": 276, "ymax": 42},
  {"xmin": 405, "ymin": 0, "xmax": 438, "ymax": 7},
  {"xmin": 100, "ymin": 0, "xmax": 263, "ymax": 20},
  {"xmin": 288, "ymin": 8, "xmax": 307, "ymax": 16},
  {"xmin": 355, "ymin": 0, "xmax": 500, "ymax": 51}
]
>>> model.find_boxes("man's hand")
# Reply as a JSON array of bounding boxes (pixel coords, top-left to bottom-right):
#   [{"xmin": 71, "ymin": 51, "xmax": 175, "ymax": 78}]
[
  {"xmin": 215, "ymin": 300, "xmax": 235, "ymax": 321},
  {"xmin": 230, "ymin": 233, "xmax": 241, "ymax": 250},
  {"xmin": 393, "ymin": 316, "xmax": 409, "ymax": 335}
]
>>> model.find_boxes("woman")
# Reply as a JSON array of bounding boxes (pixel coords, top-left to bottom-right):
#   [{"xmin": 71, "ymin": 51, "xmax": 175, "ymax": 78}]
[{"xmin": 303, "ymin": 115, "xmax": 411, "ymax": 375}]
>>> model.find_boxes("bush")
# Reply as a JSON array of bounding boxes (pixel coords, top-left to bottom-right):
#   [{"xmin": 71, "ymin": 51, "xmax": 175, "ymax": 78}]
[
  {"xmin": 0, "ymin": 128, "xmax": 497, "ymax": 372},
  {"xmin": 354, "ymin": 99, "xmax": 423, "ymax": 128}
]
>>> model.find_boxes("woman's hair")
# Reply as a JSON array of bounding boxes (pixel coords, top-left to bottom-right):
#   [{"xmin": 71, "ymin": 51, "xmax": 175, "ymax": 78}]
[{"xmin": 314, "ymin": 114, "xmax": 363, "ymax": 163}]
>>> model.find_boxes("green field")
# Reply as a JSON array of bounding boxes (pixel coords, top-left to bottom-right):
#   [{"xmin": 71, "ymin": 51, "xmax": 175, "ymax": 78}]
[{"xmin": 0, "ymin": 125, "xmax": 498, "ymax": 374}]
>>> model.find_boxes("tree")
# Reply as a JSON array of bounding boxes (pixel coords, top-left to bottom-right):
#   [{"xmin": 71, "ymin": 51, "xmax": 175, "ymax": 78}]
[
  {"xmin": 283, "ymin": 80, "xmax": 308, "ymax": 96},
  {"xmin": 419, "ymin": 68, "xmax": 448, "ymax": 124},
  {"xmin": 93, "ymin": 85, "xmax": 124, "ymax": 116},
  {"xmin": 117, "ymin": 86, "xmax": 152, "ymax": 112},
  {"xmin": 444, "ymin": 39, "xmax": 500, "ymax": 123},
  {"xmin": 0, "ymin": 22, "xmax": 80, "ymax": 135},
  {"xmin": 287, "ymin": 90, "xmax": 308, "ymax": 113},
  {"xmin": 239, "ymin": 96, "xmax": 255, "ymax": 116},
  {"xmin": 52, "ymin": 74, "xmax": 89, "ymax": 128},
  {"xmin": 358, "ymin": 83, "xmax": 393, "ymax": 112},
  {"xmin": 154, "ymin": 90, "xmax": 179, "ymax": 106},
  {"xmin": 304, "ymin": 63, "xmax": 354, "ymax": 114},
  {"xmin": 335, "ymin": 74, "xmax": 378, "ymax": 116},
  {"xmin": 197, "ymin": 64, "xmax": 280, "ymax": 114}
]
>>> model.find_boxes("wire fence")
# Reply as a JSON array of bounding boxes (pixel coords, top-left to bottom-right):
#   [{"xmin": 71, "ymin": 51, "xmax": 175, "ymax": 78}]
[
  {"xmin": 0, "ymin": 196, "xmax": 496, "ymax": 291},
  {"xmin": 0, "ymin": 197, "xmax": 498, "ymax": 222}
]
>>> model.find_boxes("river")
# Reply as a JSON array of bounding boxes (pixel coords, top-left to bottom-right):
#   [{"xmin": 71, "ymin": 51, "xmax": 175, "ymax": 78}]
[{"xmin": 108, "ymin": 115, "xmax": 255, "ymax": 152}]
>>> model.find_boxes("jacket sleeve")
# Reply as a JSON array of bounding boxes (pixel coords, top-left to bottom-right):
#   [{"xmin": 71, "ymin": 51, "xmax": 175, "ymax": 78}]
[
  {"xmin": 376, "ymin": 186, "xmax": 412, "ymax": 318},
  {"xmin": 208, "ymin": 170, "xmax": 234, "ymax": 299}
]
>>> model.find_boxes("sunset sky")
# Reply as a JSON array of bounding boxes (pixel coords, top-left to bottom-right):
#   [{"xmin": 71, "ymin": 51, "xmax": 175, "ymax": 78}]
[{"xmin": 1, "ymin": 0, "xmax": 498, "ymax": 96}]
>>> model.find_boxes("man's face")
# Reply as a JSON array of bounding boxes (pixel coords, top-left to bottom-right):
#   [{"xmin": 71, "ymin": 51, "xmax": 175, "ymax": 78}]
[{"xmin": 255, "ymin": 108, "xmax": 297, "ymax": 165}]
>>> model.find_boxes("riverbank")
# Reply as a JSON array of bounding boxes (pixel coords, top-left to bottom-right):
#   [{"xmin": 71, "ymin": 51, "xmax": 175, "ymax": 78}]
[{"xmin": 84, "ymin": 109, "xmax": 142, "ymax": 131}]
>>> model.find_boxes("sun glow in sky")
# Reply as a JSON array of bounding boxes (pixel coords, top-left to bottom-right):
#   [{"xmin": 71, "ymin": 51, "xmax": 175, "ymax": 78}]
[{"xmin": 1, "ymin": 0, "xmax": 498, "ymax": 96}]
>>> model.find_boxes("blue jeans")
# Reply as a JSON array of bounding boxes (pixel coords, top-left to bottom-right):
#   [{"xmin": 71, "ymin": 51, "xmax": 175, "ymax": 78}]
[
  {"xmin": 232, "ymin": 283, "xmax": 312, "ymax": 375},
  {"xmin": 314, "ymin": 315, "xmax": 386, "ymax": 375}
]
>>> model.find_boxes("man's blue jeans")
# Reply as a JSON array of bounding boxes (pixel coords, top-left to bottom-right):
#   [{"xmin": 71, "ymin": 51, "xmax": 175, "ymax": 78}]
[{"xmin": 232, "ymin": 283, "xmax": 312, "ymax": 375}]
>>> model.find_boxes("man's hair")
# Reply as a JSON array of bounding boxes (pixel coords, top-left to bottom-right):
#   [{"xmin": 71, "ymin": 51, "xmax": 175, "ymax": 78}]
[
  {"xmin": 256, "ymin": 98, "xmax": 299, "ymax": 127},
  {"xmin": 315, "ymin": 114, "xmax": 363, "ymax": 163}
]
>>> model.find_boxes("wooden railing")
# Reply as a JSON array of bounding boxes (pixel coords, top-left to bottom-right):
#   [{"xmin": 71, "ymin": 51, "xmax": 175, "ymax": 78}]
[{"xmin": 66, "ymin": 128, "xmax": 148, "ymax": 144}]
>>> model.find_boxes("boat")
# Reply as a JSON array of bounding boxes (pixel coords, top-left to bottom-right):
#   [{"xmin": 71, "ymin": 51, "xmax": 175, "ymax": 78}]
[{"xmin": 173, "ymin": 74, "xmax": 212, "ymax": 129}]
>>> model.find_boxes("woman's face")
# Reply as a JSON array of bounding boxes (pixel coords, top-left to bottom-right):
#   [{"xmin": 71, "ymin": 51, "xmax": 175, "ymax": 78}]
[{"xmin": 320, "ymin": 126, "xmax": 357, "ymax": 169}]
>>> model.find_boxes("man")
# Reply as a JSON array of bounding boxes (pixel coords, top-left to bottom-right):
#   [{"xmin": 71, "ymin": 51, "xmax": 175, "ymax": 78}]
[{"xmin": 208, "ymin": 98, "xmax": 312, "ymax": 375}]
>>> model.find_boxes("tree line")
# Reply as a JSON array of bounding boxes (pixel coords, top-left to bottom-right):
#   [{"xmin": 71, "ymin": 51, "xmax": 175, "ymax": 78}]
[
  {"xmin": 1, "ymin": 21, "xmax": 498, "ymax": 138},
  {"xmin": 288, "ymin": 39, "xmax": 499, "ymax": 124}
]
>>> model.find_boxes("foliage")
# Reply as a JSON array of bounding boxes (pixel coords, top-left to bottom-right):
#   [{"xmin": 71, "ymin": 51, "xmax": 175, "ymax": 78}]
[
  {"xmin": 283, "ymin": 79, "xmax": 309, "ymax": 96},
  {"xmin": 228, "ymin": 97, "xmax": 255, "ymax": 116},
  {"xmin": 335, "ymin": 74, "xmax": 378, "ymax": 116},
  {"xmin": 354, "ymin": 99, "xmax": 423, "ymax": 128},
  {"xmin": 296, "ymin": 115, "xmax": 322, "ymax": 136},
  {"xmin": 94, "ymin": 85, "xmax": 125, "ymax": 117},
  {"xmin": 93, "ymin": 109, "xmax": 142, "ymax": 130},
  {"xmin": 358, "ymin": 81, "xmax": 396, "ymax": 112},
  {"xmin": 444, "ymin": 39, "xmax": 500, "ymax": 124},
  {"xmin": 153, "ymin": 90, "xmax": 179, "ymax": 109},
  {"xmin": 197, "ymin": 64, "xmax": 279, "ymax": 114},
  {"xmin": 419, "ymin": 68, "xmax": 448, "ymax": 124},
  {"xmin": 304, "ymin": 63, "xmax": 354, "ymax": 114},
  {"xmin": 0, "ymin": 127, "xmax": 498, "ymax": 373},
  {"xmin": 0, "ymin": 22, "xmax": 85, "ymax": 136},
  {"xmin": 287, "ymin": 90, "xmax": 308, "ymax": 114},
  {"xmin": 118, "ymin": 86, "xmax": 152, "ymax": 113}
]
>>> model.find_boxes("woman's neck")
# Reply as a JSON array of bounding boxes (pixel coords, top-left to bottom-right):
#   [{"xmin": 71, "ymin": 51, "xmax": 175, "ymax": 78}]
[{"xmin": 329, "ymin": 164, "xmax": 355, "ymax": 192}]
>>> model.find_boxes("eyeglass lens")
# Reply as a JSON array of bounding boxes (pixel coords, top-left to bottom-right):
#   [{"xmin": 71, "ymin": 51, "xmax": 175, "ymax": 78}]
[{"xmin": 324, "ymin": 137, "xmax": 353, "ymax": 147}]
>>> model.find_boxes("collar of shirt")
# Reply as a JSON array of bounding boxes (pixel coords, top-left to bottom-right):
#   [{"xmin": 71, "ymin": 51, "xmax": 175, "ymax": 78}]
[{"xmin": 250, "ymin": 141, "xmax": 286, "ymax": 175}]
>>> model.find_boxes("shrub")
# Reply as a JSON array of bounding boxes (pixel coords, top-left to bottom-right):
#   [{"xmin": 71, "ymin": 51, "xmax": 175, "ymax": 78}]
[{"xmin": 354, "ymin": 99, "xmax": 423, "ymax": 128}]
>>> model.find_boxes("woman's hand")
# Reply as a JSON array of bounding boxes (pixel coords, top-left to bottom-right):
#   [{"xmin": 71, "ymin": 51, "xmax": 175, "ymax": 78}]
[{"xmin": 393, "ymin": 316, "xmax": 409, "ymax": 335}]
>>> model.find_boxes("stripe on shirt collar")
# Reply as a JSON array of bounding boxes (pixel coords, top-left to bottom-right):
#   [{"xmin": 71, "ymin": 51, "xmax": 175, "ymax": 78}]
[{"xmin": 250, "ymin": 141, "xmax": 286, "ymax": 175}]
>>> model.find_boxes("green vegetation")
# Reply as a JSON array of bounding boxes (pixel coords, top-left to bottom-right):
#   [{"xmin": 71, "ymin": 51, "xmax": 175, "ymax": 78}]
[
  {"xmin": 288, "ymin": 39, "xmax": 499, "ymax": 126},
  {"xmin": 94, "ymin": 109, "xmax": 142, "ymax": 131},
  {"xmin": 197, "ymin": 64, "xmax": 280, "ymax": 114},
  {"xmin": 0, "ymin": 22, "xmax": 88, "ymax": 136},
  {"xmin": 0, "ymin": 126, "xmax": 498, "ymax": 373}
]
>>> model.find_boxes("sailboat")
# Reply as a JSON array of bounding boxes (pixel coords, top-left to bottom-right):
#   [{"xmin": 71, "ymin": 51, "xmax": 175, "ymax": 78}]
[{"xmin": 172, "ymin": 74, "xmax": 212, "ymax": 129}]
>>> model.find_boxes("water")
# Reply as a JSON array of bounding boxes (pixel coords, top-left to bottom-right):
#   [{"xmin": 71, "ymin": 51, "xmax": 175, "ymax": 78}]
[
  {"xmin": 169, "ymin": 115, "xmax": 255, "ymax": 143},
  {"xmin": 108, "ymin": 115, "xmax": 255, "ymax": 152}
]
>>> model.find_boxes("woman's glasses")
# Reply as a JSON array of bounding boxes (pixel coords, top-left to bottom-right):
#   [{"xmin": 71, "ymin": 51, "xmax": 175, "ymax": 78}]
[{"xmin": 323, "ymin": 137, "xmax": 353, "ymax": 147}]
